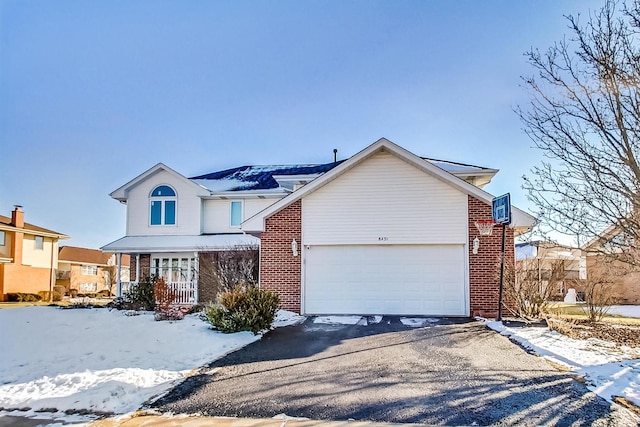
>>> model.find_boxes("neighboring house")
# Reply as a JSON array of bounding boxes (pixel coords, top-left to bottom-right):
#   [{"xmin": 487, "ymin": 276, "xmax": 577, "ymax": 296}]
[
  {"xmin": 582, "ymin": 229, "xmax": 640, "ymax": 304},
  {"xmin": 57, "ymin": 246, "xmax": 130, "ymax": 295},
  {"xmin": 515, "ymin": 241, "xmax": 586, "ymax": 300},
  {"xmin": 103, "ymin": 138, "xmax": 536, "ymax": 317},
  {"xmin": 0, "ymin": 206, "xmax": 70, "ymax": 301}
]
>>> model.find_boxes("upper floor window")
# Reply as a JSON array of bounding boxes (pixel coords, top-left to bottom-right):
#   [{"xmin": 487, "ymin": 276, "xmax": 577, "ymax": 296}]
[
  {"xmin": 230, "ymin": 201, "xmax": 243, "ymax": 227},
  {"xmin": 35, "ymin": 236, "xmax": 44, "ymax": 250},
  {"xmin": 0, "ymin": 231, "xmax": 4, "ymax": 246},
  {"xmin": 81, "ymin": 265, "xmax": 98, "ymax": 276},
  {"xmin": 150, "ymin": 185, "xmax": 176, "ymax": 226}
]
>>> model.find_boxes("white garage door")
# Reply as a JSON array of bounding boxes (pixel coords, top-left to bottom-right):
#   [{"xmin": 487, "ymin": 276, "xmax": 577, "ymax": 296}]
[{"xmin": 304, "ymin": 245, "xmax": 467, "ymax": 316}]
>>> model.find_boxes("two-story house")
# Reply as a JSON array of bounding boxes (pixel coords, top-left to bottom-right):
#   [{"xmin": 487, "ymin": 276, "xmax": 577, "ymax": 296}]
[
  {"xmin": 0, "ymin": 206, "xmax": 69, "ymax": 301},
  {"xmin": 57, "ymin": 246, "xmax": 130, "ymax": 296},
  {"xmin": 102, "ymin": 138, "xmax": 536, "ymax": 316}
]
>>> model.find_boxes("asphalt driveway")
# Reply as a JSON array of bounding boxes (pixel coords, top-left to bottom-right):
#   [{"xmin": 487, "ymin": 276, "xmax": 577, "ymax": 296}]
[{"xmin": 152, "ymin": 317, "xmax": 636, "ymax": 426}]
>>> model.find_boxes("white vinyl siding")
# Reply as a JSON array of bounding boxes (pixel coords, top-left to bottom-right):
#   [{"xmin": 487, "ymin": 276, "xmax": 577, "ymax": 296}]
[
  {"xmin": 302, "ymin": 151, "xmax": 468, "ymax": 245},
  {"xmin": 304, "ymin": 244, "xmax": 468, "ymax": 316},
  {"xmin": 126, "ymin": 169, "xmax": 202, "ymax": 236},
  {"xmin": 202, "ymin": 198, "xmax": 276, "ymax": 234}
]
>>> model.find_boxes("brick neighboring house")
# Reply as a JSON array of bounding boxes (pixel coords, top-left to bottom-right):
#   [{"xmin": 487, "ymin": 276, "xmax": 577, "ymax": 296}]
[
  {"xmin": 103, "ymin": 138, "xmax": 535, "ymax": 317},
  {"xmin": 57, "ymin": 246, "xmax": 130, "ymax": 296},
  {"xmin": 0, "ymin": 206, "xmax": 69, "ymax": 301}
]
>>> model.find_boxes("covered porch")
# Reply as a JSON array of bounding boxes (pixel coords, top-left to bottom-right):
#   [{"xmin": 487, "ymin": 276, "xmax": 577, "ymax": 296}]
[{"xmin": 101, "ymin": 234, "xmax": 260, "ymax": 305}]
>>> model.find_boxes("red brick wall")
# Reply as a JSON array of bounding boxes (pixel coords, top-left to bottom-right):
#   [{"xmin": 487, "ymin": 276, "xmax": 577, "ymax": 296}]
[
  {"xmin": 259, "ymin": 200, "xmax": 302, "ymax": 313},
  {"xmin": 468, "ymin": 195, "xmax": 515, "ymax": 318},
  {"xmin": 129, "ymin": 254, "xmax": 150, "ymax": 281}
]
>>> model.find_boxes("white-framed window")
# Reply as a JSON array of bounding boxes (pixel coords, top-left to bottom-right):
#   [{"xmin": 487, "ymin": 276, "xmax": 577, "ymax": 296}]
[
  {"xmin": 0, "ymin": 231, "xmax": 4, "ymax": 246},
  {"xmin": 34, "ymin": 236, "xmax": 44, "ymax": 250},
  {"xmin": 81, "ymin": 265, "xmax": 98, "ymax": 276},
  {"xmin": 79, "ymin": 282, "xmax": 98, "ymax": 292},
  {"xmin": 151, "ymin": 255, "xmax": 196, "ymax": 283},
  {"xmin": 150, "ymin": 185, "xmax": 177, "ymax": 226},
  {"xmin": 230, "ymin": 201, "xmax": 243, "ymax": 227}
]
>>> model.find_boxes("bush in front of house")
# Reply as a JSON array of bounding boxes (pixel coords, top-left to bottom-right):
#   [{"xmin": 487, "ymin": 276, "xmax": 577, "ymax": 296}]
[
  {"xmin": 7, "ymin": 292, "xmax": 42, "ymax": 302},
  {"xmin": 123, "ymin": 276, "xmax": 156, "ymax": 311},
  {"xmin": 107, "ymin": 276, "xmax": 156, "ymax": 311},
  {"xmin": 153, "ymin": 277, "xmax": 184, "ymax": 321},
  {"xmin": 204, "ymin": 284, "xmax": 279, "ymax": 334},
  {"xmin": 37, "ymin": 290, "xmax": 63, "ymax": 302}
]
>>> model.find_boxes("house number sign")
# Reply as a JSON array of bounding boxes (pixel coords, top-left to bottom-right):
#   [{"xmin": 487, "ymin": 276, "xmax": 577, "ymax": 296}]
[{"xmin": 378, "ymin": 237, "xmax": 388, "ymax": 241}]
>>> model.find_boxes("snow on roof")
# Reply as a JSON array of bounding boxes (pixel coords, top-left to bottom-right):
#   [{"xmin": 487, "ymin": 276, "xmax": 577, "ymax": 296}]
[
  {"xmin": 190, "ymin": 157, "xmax": 495, "ymax": 193},
  {"xmin": 190, "ymin": 162, "xmax": 345, "ymax": 191}
]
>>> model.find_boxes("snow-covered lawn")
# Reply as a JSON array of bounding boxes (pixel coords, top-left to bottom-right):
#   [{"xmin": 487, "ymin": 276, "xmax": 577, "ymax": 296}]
[
  {"xmin": 486, "ymin": 320, "xmax": 640, "ymax": 409},
  {"xmin": 609, "ymin": 305, "xmax": 640, "ymax": 318},
  {"xmin": 0, "ymin": 306, "xmax": 302, "ymax": 422}
]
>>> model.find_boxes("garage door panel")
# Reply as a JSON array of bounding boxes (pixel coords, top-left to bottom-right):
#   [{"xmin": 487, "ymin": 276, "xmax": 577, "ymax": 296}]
[{"xmin": 304, "ymin": 244, "xmax": 467, "ymax": 316}]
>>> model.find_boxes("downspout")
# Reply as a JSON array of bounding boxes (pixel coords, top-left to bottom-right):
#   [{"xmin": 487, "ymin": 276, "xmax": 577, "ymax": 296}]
[
  {"xmin": 136, "ymin": 253, "xmax": 140, "ymax": 282},
  {"xmin": 116, "ymin": 252, "xmax": 122, "ymax": 296}
]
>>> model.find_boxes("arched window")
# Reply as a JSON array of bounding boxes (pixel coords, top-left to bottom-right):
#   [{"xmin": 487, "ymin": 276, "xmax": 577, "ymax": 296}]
[{"xmin": 150, "ymin": 185, "xmax": 176, "ymax": 225}]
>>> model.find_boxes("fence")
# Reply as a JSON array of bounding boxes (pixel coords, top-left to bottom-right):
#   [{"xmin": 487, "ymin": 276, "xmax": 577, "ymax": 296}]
[{"xmin": 119, "ymin": 281, "xmax": 198, "ymax": 305}]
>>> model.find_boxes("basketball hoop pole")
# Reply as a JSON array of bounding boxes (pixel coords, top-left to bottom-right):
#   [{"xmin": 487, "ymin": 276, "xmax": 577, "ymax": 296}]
[
  {"xmin": 498, "ymin": 223, "xmax": 506, "ymax": 321},
  {"xmin": 493, "ymin": 193, "xmax": 511, "ymax": 322}
]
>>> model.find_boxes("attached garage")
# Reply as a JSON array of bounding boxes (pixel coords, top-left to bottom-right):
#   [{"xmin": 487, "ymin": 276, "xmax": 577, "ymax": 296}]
[
  {"xmin": 304, "ymin": 244, "xmax": 467, "ymax": 316},
  {"xmin": 243, "ymin": 138, "xmax": 536, "ymax": 318}
]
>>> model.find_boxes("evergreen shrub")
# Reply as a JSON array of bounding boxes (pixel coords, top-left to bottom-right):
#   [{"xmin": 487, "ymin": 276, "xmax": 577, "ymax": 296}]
[{"xmin": 204, "ymin": 284, "xmax": 279, "ymax": 334}]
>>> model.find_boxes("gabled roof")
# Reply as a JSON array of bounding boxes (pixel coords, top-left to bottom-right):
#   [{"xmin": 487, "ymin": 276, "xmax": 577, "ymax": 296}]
[
  {"xmin": 0, "ymin": 215, "xmax": 69, "ymax": 239},
  {"xmin": 190, "ymin": 157, "xmax": 496, "ymax": 193},
  {"xmin": 242, "ymin": 138, "xmax": 537, "ymax": 232},
  {"xmin": 58, "ymin": 245, "xmax": 130, "ymax": 266},
  {"xmin": 110, "ymin": 163, "xmax": 210, "ymax": 202}
]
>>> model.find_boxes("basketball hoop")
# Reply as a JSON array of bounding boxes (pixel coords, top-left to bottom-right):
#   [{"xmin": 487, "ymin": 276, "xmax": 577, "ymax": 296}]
[{"xmin": 475, "ymin": 220, "xmax": 496, "ymax": 236}]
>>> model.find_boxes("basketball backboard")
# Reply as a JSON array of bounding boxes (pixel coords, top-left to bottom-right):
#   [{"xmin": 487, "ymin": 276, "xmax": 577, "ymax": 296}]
[{"xmin": 492, "ymin": 193, "xmax": 511, "ymax": 224}]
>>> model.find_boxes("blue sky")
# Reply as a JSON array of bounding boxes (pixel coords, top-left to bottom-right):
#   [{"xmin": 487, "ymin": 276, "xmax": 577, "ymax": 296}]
[{"xmin": 0, "ymin": 0, "xmax": 603, "ymax": 248}]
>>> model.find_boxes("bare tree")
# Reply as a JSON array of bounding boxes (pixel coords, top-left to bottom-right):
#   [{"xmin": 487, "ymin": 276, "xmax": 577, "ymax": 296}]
[
  {"xmin": 517, "ymin": 0, "xmax": 640, "ymax": 264},
  {"xmin": 198, "ymin": 245, "xmax": 259, "ymax": 298},
  {"xmin": 501, "ymin": 254, "xmax": 570, "ymax": 320}
]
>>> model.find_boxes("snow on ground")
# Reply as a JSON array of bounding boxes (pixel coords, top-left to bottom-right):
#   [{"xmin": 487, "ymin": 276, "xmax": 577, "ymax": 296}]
[
  {"xmin": 313, "ymin": 315, "xmax": 363, "ymax": 325},
  {"xmin": 0, "ymin": 306, "xmax": 261, "ymax": 422},
  {"xmin": 312, "ymin": 315, "xmax": 383, "ymax": 326},
  {"xmin": 272, "ymin": 310, "xmax": 306, "ymax": 328},
  {"xmin": 609, "ymin": 305, "xmax": 640, "ymax": 318},
  {"xmin": 400, "ymin": 317, "xmax": 440, "ymax": 327},
  {"xmin": 485, "ymin": 319, "xmax": 640, "ymax": 408}
]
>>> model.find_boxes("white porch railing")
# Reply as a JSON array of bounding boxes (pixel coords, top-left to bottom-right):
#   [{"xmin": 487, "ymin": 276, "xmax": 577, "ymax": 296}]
[{"xmin": 119, "ymin": 281, "xmax": 198, "ymax": 305}]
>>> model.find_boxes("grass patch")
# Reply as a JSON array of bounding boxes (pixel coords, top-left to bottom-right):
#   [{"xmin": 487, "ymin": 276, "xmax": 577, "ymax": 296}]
[{"xmin": 547, "ymin": 303, "xmax": 640, "ymax": 325}]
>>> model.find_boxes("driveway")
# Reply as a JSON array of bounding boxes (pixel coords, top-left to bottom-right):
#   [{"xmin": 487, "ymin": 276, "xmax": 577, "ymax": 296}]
[{"xmin": 152, "ymin": 317, "xmax": 635, "ymax": 426}]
